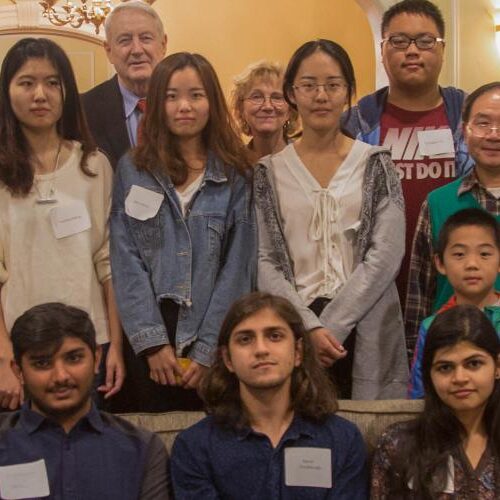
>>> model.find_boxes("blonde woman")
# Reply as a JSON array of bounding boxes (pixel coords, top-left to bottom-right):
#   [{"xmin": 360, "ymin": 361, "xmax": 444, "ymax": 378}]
[{"xmin": 232, "ymin": 61, "xmax": 298, "ymax": 160}]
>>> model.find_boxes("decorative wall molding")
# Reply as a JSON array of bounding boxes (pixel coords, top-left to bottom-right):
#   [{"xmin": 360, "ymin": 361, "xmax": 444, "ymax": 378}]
[{"xmin": 0, "ymin": 0, "xmax": 105, "ymax": 43}]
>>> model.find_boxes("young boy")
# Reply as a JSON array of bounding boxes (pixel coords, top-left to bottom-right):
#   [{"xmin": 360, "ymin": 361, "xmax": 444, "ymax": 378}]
[{"xmin": 409, "ymin": 208, "xmax": 500, "ymax": 398}]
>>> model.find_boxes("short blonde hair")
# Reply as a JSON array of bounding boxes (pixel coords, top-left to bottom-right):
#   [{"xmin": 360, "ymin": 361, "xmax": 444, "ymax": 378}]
[{"xmin": 231, "ymin": 60, "xmax": 298, "ymax": 137}]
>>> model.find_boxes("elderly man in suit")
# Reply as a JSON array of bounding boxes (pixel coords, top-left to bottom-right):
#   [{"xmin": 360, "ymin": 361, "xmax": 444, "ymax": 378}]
[{"xmin": 82, "ymin": 1, "xmax": 166, "ymax": 168}]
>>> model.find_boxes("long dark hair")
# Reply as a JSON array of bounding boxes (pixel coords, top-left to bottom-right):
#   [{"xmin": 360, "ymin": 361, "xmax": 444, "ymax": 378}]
[
  {"xmin": 392, "ymin": 305, "xmax": 500, "ymax": 498},
  {"xmin": 0, "ymin": 38, "xmax": 96, "ymax": 196},
  {"xmin": 200, "ymin": 292, "xmax": 338, "ymax": 429},
  {"xmin": 283, "ymin": 39, "xmax": 356, "ymax": 132},
  {"xmin": 134, "ymin": 52, "xmax": 252, "ymax": 186}
]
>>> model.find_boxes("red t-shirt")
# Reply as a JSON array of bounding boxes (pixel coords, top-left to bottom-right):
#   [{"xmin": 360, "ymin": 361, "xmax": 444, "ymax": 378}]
[{"xmin": 380, "ymin": 102, "xmax": 455, "ymax": 305}]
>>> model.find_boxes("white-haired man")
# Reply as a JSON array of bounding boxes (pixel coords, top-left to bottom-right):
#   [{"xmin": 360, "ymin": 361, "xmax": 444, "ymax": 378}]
[{"xmin": 82, "ymin": 1, "xmax": 166, "ymax": 167}]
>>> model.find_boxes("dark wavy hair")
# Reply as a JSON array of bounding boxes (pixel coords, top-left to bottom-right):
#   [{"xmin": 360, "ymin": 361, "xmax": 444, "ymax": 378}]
[
  {"xmin": 199, "ymin": 292, "xmax": 338, "ymax": 429},
  {"xmin": 282, "ymin": 39, "xmax": 356, "ymax": 136},
  {"xmin": 0, "ymin": 38, "xmax": 96, "ymax": 196},
  {"xmin": 11, "ymin": 302, "xmax": 97, "ymax": 365},
  {"xmin": 134, "ymin": 52, "xmax": 252, "ymax": 186},
  {"xmin": 381, "ymin": 0, "xmax": 445, "ymax": 38},
  {"xmin": 390, "ymin": 305, "xmax": 500, "ymax": 498}
]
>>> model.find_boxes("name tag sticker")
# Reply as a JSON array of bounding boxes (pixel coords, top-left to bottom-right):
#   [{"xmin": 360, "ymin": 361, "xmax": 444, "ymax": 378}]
[
  {"xmin": 0, "ymin": 459, "xmax": 50, "ymax": 499},
  {"xmin": 284, "ymin": 447, "xmax": 332, "ymax": 488},
  {"xmin": 125, "ymin": 185, "xmax": 164, "ymax": 221},
  {"xmin": 417, "ymin": 128, "xmax": 454, "ymax": 157},
  {"xmin": 50, "ymin": 201, "xmax": 91, "ymax": 239}
]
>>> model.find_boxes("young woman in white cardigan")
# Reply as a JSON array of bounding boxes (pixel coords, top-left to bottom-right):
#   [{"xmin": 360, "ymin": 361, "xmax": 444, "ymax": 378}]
[{"xmin": 255, "ymin": 39, "xmax": 408, "ymax": 399}]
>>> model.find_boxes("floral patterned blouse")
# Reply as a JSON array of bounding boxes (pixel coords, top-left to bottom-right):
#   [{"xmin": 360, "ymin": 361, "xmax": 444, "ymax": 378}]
[{"xmin": 371, "ymin": 421, "xmax": 498, "ymax": 499}]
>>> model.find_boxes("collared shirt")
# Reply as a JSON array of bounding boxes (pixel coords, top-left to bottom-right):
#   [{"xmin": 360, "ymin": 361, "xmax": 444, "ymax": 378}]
[
  {"xmin": 118, "ymin": 80, "xmax": 144, "ymax": 147},
  {"xmin": 405, "ymin": 169, "xmax": 500, "ymax": 359},
  {"xmin": 171, "ymin": 414, "xmax": 368, "ymax": 499},
  {"xmin": 0, "ymin": 403, "xmax": 170, "ymax": 500}
]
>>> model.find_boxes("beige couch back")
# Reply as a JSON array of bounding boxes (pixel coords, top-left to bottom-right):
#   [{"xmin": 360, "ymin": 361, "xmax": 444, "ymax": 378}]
[{"xmin": 121, "ymin": 399, "xmax": 424, "ymax": 454}]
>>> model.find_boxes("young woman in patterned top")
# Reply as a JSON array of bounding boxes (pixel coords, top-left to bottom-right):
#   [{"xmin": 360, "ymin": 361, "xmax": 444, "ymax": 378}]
[{"xmin": 372, "ymin": 304, "xmax": 500, "ymax": 499}]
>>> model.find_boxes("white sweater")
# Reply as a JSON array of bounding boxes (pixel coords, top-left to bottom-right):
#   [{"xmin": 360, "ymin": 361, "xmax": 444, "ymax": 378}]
[{"xmin": 0, "ymin": 142, "xmax": 113, "ymax": 344}]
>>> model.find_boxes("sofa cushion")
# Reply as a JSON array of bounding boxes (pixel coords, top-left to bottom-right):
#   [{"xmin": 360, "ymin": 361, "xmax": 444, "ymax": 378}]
[{"xmin": 119, "ymin": 399, "xmax": 424, "ymax": 454}]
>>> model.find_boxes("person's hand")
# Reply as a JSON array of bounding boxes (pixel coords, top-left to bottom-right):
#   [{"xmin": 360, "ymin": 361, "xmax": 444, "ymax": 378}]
[
  {"xmin": 180, "ymin": 361, "xmax": 208, "ymax": 390},
  {"xmin": 146, "ymin": 345, "xmax": 183, "ymax": 385},
  {"xmin": 97, "ymin": 343, "xmax": 126, "ymax": 399},
  {"xmin": 310, "ymin": 327, "xmax": 347, "ymax": 367},
  {"xmin": 0, "ymin": 359, "xmax": 23, "ymax": 409}
]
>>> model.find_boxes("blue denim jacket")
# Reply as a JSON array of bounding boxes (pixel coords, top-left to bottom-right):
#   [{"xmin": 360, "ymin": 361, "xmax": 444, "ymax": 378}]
[{"xmin": 110, "ymin": 152, "xmax": 256, "ymax": 366}]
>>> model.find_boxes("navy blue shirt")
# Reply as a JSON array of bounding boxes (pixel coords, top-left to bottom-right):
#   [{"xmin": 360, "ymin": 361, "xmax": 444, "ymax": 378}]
[
  {"xmin": 171, "ymin": 413, "xmax": 368, "ymax": 499},
  {"xmin": 0, "ymin": 403, "xmax": 169, "ymax": 500}
]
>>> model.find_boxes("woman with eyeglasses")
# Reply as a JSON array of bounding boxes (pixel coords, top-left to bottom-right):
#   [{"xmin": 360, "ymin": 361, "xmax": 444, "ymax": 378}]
[
  {"xmin": 407, "ymin": 81, "xmax": 500, "ymax": 358},
  {"xmin": 255, "ymin": 39, "xmax": 408, "ymax": 399},
  {"xmin": 231, "ymin": 61, "xmax": 298, "ymax": 160},
  {"xmin": 372, "ymin": 305, "xmax": 500, "ymax": 499}
]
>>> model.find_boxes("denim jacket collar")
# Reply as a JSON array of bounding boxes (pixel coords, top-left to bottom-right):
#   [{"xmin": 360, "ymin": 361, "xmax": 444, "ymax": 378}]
[{"xmin": 150, "ymin": 150, "xmax": 228, "ymax": 193}]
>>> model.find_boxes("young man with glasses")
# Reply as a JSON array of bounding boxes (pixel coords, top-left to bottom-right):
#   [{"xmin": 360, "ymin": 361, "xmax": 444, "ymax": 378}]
[
  {"xmin": 343, "ymin": 0, "xmax": 473, "ymax": 347},
  {"xmin": 406, "ymin": 82, "xmax": 500, "ymax": 364}
]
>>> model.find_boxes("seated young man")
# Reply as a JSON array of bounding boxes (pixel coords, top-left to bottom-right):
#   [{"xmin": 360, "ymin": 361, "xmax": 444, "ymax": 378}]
[
  {"xmin": 171, "ymin": 292, "xmax": 368, "ymax": 499},
  {"xmin": 0, "ymin": 303, "xmax": 170, "ymax": 500},
  {"xmin": 409, "ymin": 208, "xmax": 500, "ymax": 398}
]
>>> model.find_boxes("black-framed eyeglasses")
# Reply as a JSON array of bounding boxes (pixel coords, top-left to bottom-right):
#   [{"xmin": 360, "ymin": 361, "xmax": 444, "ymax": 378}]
[
  {"xmin": 382, "ymin": 34, "xmax": 444, "ymax": 50},
  {"xmin": 244, "ymin": 93, "xmax": 286, "ymax": 107}
]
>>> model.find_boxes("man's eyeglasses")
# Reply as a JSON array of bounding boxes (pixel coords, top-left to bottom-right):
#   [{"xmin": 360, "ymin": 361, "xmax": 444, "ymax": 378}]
[
  {"xmin": 467, "ymin": 122, "xmax": 500, "ymax": 138},
  {"xmin": 382, "ymin": 34, "xmax": 444, "ymax": 50},
  {"xmin": 293, "ymin": 82, "xmax": 347, "ymax": 97},
  {"xmin": 244, "ymin": 93, "xmax": 286, "ymax": 107}
]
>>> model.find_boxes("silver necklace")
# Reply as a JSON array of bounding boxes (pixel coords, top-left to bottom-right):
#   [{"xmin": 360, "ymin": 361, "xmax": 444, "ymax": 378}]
[{"xmin": 34, "ymin": 141, "xmax": 62, "ymax": 205}]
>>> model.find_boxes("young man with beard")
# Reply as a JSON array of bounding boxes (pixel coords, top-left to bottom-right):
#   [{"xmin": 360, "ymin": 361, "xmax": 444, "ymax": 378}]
[
  {"xmin": 171, "ymin": 292, "xmax": 367, "ymax": 499},
  {"xmin": 0, "ymin": 303, "xmax": 170, "ymax": 500}
]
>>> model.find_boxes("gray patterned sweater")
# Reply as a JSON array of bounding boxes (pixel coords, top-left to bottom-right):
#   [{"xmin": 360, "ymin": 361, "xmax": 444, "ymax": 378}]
[{"xmin": 254, "ymin": 143, "xmax": 409, "ymax": 399}]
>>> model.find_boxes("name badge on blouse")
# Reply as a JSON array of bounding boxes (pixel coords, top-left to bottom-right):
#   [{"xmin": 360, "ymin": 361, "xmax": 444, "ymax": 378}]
[
  {"xmin": 0, "ymin": 459, "xmax": 50, "ymax": 499},
  {"xmin": 284, "ymin": 447, "xmax": 332, "ymax": 488},
  {"xmin": 417, "ymin": 128, "xmax": 454, "ymax": 158},
  {"xmin": 125, "ymin": 185, "xmax": 164, "ymax": 221},
  {"xmin": 50, "ymin": 201, "xmax": 91, "ymax": 239}
]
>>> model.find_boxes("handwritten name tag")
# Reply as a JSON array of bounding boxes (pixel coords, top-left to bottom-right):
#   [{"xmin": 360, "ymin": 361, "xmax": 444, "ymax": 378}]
[
  {"xmin": 417, "ymin": 128, "xmax": 454, "ymax": 157},
  {"xmin": 125, "ymin": 185, "xmax": 164, "ymax": 221},
  {"xmin": 0, "ymin": 459, "xmax": 50, "ymax": 499},
  {"xmin": 285, "ymin": 447, "xmax": 332, "ymax": 488},
  {"xmin": 50, "ymin": 201, "xmax": 91, "ymax": 239}
]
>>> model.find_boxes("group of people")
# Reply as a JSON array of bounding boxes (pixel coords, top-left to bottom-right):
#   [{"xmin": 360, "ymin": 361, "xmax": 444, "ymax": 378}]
[{"xmin": 0, "ymin": 0, "xmax": 499, "ymax": 497}]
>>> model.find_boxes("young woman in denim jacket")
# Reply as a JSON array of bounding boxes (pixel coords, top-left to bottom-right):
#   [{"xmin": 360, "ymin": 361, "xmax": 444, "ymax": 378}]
[
  {"xmin": 255, "ymin": 40, "xmax": 408, "ymax": 399},
  {"xmin": 110, "ymin": 52, "xmax": 256, "ymax": 412}
]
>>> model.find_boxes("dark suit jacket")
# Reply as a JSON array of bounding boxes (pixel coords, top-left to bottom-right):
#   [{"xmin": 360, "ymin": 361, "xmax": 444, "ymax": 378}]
[{"xmin": 82, "ymin": 75, "xmax": 131, "ymax": 169}]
